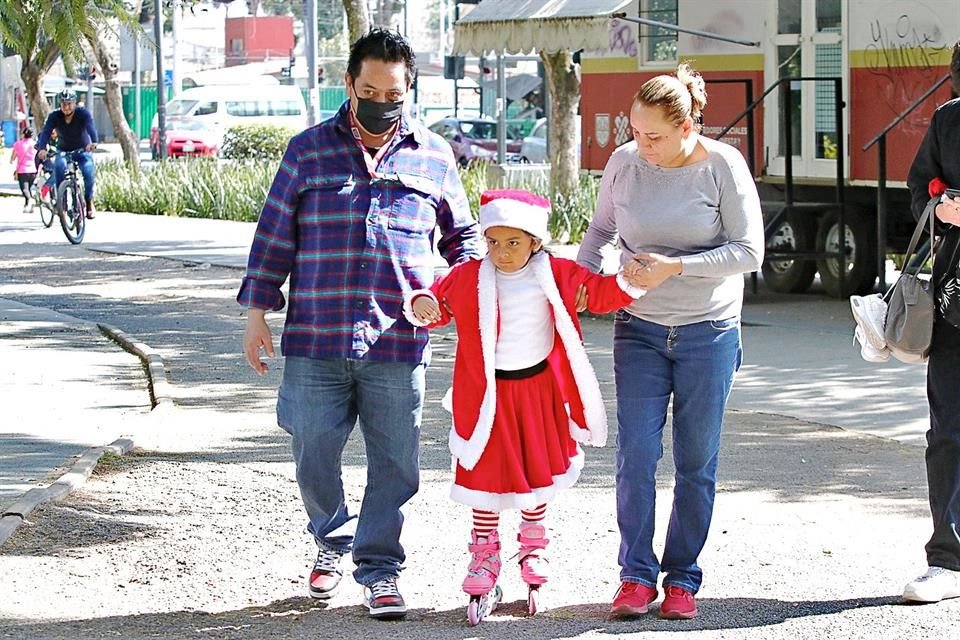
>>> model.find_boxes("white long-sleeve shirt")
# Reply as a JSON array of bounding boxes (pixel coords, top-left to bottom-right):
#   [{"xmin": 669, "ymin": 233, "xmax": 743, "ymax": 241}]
[
  {"xmin": 494, "ymin": 262, "xmax": 554, "ymax": 370},
  {"xmin": 577, "ymin": 136, "xmax": 763, "ymax": 326}
]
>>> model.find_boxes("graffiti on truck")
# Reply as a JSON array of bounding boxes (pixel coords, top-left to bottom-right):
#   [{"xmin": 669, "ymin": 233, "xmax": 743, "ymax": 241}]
[{"xmin": 864, "ymin": 12, "xmax": 950, "ymax": 134}]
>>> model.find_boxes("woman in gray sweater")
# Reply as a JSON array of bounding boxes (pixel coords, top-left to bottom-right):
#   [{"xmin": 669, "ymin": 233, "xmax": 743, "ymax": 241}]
[{"xmin": 577, "ymin": 63, "xmax": 763, "ymax": 620}]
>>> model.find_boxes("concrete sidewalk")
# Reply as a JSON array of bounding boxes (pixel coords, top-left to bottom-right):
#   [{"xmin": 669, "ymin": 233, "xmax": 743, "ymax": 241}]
[
  {"xmin": 0, "ymin": 297, "xmax": 152, "ymax": 542},
  {"xmin": 0, "ymin": 193, "xmax": 932, "ymax": 536},
  {"xmin": 2, "ymin": 193, "xmax": 956, "ymax": 638}
]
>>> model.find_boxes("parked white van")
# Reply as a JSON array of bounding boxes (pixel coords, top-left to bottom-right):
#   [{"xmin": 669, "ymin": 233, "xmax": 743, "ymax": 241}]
[{"xmin": 150, "ymin": 84, "xmax": 308, "ymax": 157}]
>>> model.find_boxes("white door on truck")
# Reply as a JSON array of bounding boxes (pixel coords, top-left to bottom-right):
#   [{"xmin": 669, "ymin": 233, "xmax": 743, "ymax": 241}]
[{"xmin": 764, "ymin": 0, "xmax": 847, "ymax": 180}]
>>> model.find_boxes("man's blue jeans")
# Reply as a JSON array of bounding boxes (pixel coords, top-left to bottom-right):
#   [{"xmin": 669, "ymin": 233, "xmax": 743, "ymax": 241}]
[
  {"xmin": 53, "ymin": 150, "xmax": 95, "ymax": 203},
  {"xmin": 613, "ymin": 312, "xmax": 742, "ymax": 594},
  {"xmin": 277, "ymin": 356, "xmax": 424, "ymax": 586}
]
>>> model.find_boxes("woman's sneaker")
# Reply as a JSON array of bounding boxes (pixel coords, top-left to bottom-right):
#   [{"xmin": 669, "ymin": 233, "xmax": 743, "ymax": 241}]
[
  {"xmin": 902, "ymin": 566, "xmax": 960, "ymax": 603},
  {"xmin": 308, "ymin": 547, "xmax": 344, "ymax": 599},
  {"xmin": 363, "ymin": 576, "xmax": 407, "ymax": 620}
]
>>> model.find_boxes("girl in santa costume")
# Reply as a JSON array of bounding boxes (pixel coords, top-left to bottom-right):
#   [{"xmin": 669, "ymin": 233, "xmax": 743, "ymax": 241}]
[{"xmin": 404, "ymin": 189, "xmax": 645, "ymax": 612}]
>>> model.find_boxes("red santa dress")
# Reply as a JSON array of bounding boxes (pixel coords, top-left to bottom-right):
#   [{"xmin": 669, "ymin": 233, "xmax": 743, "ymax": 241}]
[{"xmin": 404, "ymin": 251, "xmax": 641, "ymax": 511}]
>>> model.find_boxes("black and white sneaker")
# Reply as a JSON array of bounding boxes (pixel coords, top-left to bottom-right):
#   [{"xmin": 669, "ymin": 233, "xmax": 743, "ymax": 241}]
[
  {"xmin": 308, "ymin": 547, "xmax": 344, "ymax": 599},
  {"xmin": 363, "ymin": 577, "xmax": 407, "ymax": 620}
]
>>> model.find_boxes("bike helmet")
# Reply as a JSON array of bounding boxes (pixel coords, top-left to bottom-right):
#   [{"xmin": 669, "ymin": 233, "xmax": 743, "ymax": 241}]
[{"xmin": 58, "ymin": 89, "xmax": 78, "ymax": 103}]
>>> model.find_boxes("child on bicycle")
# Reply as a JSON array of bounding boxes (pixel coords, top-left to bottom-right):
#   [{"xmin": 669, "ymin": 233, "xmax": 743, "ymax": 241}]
[
  {"xmin": 9, "ymin": 127, "xmax": 37, "ymax": 212},
  {"xmin": 403, "ymin": 189, "xmax": 645, "ymax": 610}
]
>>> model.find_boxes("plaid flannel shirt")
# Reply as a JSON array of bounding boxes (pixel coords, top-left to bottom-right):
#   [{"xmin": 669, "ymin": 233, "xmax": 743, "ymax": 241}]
[{"xmin": 237, "ymin": 102, "xmax": 482, "ymax": 363}]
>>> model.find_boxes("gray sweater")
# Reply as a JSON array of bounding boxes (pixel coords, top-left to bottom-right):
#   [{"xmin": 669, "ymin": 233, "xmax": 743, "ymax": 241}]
[{"xmin": 577, "ymin": 136, "xmax": 764, "ymax": 326}]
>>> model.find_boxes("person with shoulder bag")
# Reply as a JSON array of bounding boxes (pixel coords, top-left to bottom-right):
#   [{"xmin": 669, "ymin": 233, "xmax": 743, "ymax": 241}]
[{"xmin": 900, "ymin": 40, "xmax": 960, "ymax": 604}]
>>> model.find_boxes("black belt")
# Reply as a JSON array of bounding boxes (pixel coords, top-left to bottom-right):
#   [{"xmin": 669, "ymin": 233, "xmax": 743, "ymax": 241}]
[{"xmin": 495, "ymin": 359, "xmax": 548, "ymax": 380}]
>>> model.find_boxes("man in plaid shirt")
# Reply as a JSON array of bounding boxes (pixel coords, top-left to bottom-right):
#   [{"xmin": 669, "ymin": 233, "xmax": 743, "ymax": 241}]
[{"xmin": 239, "ymin": 29, "xmax": 481, "ymax": 619}]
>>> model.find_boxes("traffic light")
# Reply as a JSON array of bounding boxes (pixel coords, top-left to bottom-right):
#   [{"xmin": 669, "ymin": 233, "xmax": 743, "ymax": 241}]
[
  {"xmin": 317, "ymin": 67, "xmax": 325, "ymax": 85},
  {"xmin": 444, "ymin": 56, "xmax": 465, "ymax": 80}
]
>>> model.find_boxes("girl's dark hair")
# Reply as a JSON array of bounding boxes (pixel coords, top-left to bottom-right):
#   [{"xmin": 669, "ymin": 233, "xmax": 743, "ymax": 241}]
[
  {"xmin": 633, "ymin": 63, "xmax": 708, "ymax": 130},
  {"xmin": 22, "ymin": 128, "xmax": 33, "ymax": 138},
  {"xmin": 347, "ymin": 28, "xmax": 416, "ymax": 87}
]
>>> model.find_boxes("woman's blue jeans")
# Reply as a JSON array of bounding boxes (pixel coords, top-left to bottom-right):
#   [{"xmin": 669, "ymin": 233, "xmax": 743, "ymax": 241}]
[
  {"xmin": 613, "ymin": 312, "xmax": 742, "ymax": 594},
  {"xmin": 277, "ymin": 356, "xmax": 424, "ymax": 587}
]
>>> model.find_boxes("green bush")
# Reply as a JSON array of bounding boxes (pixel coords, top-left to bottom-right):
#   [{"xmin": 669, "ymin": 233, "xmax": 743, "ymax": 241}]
[
  {"xmin": 97, "ymin": 158, "xmax": 275, "ymax": 221},
  {"xmin": 98, "ymin": 155, "xmax": 599, "ymax": 242},
  {"xmin": 220, "ymin": 124, "xmax": 298, "ymax": 160},
  {"xmin": 458, "ymin": 163, "xmax": 599, "ymax": 244}
]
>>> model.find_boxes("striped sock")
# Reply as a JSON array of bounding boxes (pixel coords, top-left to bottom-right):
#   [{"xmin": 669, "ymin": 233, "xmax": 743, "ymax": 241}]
[
  {"xmin": 521, "ymin": 504, "xmax": 547, "ymax": 524},
  {"xmin": 472, "ymin": 509, "xmax": 500, "ymax": 536}
]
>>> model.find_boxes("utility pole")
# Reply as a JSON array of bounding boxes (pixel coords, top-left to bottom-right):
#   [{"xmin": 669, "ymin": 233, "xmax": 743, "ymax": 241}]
[
  {"xmin": 154, "ymin": 0, "xmax": 167, "ymax": 160},
  {"xmin": 134, "ymin": 26, "xmax": 141, "ymax": 141},
  {"xmin": 170, "ymin": 0, "xmax": 182, "ymax": 96},
  {"xmin": 304, "ymin": 0, "xmax": 318, "ymax": 126}
]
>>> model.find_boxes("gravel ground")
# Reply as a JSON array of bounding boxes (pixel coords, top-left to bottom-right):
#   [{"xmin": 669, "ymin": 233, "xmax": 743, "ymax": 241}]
[{"xmin": 1, "ymin": 247, "xmax": 958, "ymax": 639}]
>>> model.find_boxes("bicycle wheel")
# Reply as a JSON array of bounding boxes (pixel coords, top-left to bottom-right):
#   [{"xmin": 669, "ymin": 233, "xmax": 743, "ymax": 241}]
[
  {"xmin": 57, "ymin": 179, "xmax": 86, "ymax": 244},
  {"xmin": 37, "ymin": 187, "xmax": 56, "ymax": 228}
]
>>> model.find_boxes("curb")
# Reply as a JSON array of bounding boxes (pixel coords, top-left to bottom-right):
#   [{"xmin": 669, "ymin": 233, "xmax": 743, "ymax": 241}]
[
  {"xmin": 98, "ymin": 322, "xmax": 175, "ymax": 409},
  {"xmin": 0, "ymin": 321, "xmax": 173, "ymax": 548},
  {"xmin": 0, "ymin": 438, "xmax": 135, "ymax": 547}
]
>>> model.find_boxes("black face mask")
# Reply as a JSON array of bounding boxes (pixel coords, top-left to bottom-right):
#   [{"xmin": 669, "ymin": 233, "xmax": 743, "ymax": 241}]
[{"xmin": 354, "ymin": 96, "xmax": 404, "ymax": 135}]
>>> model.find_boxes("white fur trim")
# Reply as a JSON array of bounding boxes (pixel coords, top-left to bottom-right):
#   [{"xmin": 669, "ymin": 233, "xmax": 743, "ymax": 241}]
[
  {"xmin": 448, "ymin": 257, "xmax": 499, "ymax": 471},
  {"xmin": 402, "ymin": 289, "xmax": 437, "ymax": 327},
  {"xmin": 480, "ymin": 198, "xmax": 551, "ymax": 244},
  {"xmin": 449, "ymin": 447, "xmax": 584, "ymax": 511},
  {"xmin": 529, "ymin": 253, "xmax": 608, "ymax": 447},
  {"xmin": 616, "ymin": 272, "xmax": 647, "ymax": 299}
]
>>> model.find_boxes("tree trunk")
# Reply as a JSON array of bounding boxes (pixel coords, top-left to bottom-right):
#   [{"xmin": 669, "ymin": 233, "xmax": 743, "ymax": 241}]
[
  {"xmin": 21, "ymin": 64, "xmax": 49, "ymax": 129},
  {"xmin": 539, "ymin": 49, "xmax": 581, "ymax": 200},
  {"xmin": 20, "ymin": 39, "xmax": 61, "ymax": 131},
  {"xmin": 342, "ymin": 0, "xmax": 369, "ymax": 45},
  {"xmin": 87, "ymin": 32, "xmax": 140, "ymax": 171}
]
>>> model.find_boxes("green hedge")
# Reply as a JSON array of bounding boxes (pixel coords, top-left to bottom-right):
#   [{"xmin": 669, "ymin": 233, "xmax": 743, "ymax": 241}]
[
  {"xmin": 96, "ymin": 158, "xmax": 275, "ymax": 221},
  {"xmin": 97, "ymin": 157, "xmax": 599, "ymax": 241},
  {"xmin": 221, "ymin": 124, "xmax": 298, "ymax": 161},
  {"xmin": 459, "ymin": 163, "xmax": 599, "ymax": 244}
]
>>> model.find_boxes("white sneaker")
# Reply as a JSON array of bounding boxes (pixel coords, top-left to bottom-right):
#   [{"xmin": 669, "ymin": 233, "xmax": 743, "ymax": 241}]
[
  {"xmin": 854, "ymin": 326, "xmax": 890, "ymax": 363},
  {"xmin": 902, "ymin": 566, "xmax": 960, "ymax": 603},
  {"xmin": 850, "ymin": 294, "xmax": 887, "ymax": 351}
]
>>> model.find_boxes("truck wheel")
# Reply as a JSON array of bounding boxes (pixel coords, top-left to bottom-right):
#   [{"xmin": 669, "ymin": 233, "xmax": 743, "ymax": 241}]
[
  {"xmin": 815, "ymin": 209, "xmax": 878, "ymax": 297},
  {"xmin": 761, "ymin": 213, "xmax": 817, "ymax": 293}
]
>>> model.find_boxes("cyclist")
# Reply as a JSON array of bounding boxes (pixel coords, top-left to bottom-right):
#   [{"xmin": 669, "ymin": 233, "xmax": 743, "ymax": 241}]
[{"xmin": 36, "ymin": 89, "xmax": 98, "ymax": 219}]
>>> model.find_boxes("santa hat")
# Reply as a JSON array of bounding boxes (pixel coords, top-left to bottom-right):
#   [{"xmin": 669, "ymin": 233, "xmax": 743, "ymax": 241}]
[{"xmin": 479, "ymin": 189, "xmax": 551, "ymax": 243}]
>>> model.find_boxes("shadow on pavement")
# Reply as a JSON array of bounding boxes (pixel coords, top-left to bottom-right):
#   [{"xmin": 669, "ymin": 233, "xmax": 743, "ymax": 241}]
[{"xmin": 0, "ymin": 593, "xmax": 906, "ymax": 640}]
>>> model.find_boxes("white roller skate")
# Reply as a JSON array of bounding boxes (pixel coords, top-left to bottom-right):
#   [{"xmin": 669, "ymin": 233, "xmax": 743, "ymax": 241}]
[
  {"xmin": 516, "ymin": 522, "xmax": 549, "ymax": 615},
  {"xmin": 462, "ymin": 529, "xmax": 503, "ymax": 626}
]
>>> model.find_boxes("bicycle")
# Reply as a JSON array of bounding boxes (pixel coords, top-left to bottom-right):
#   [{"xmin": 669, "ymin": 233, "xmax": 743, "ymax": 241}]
[
  {"xmin": 30, "ymin": 165, "xmax": 57, "ymax": 229},
  {"xmin": 54, "ymin": 150, "xmax": 87, "ymax": 244}
]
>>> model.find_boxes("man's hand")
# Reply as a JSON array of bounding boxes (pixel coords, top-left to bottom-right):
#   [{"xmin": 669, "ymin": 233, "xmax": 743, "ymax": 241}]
[
  {"xmin": 85, "ymin": 142, "xmax": 97, "ymax": 152},
  {"xmin": 243, "ymin": 309, "xmax": 275, "ymax": 375},
  {"xmin": 37, "ymin": 149, "xmax": 48, "ymax": 162},
  {"xmin": 412, "ymin": 296, "xmax": 441, "ymax": 324}
]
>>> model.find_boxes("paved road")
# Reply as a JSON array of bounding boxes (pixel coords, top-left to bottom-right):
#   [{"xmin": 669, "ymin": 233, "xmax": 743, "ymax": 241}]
[{"xmin": 0, "ymin": 194, "xmax": 951, "ymax": 639}]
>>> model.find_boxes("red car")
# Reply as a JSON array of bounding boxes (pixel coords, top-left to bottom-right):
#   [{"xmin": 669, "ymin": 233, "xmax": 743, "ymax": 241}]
[{"xmin": 150, "ymin": 118, "xmax": 220, "ymax": 159}]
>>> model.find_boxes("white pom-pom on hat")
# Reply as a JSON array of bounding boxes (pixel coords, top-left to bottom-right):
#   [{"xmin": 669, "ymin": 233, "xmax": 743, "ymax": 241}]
[{"xmin": 479, "ymin": 189, "xmax": 551, "ymax": 244}]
